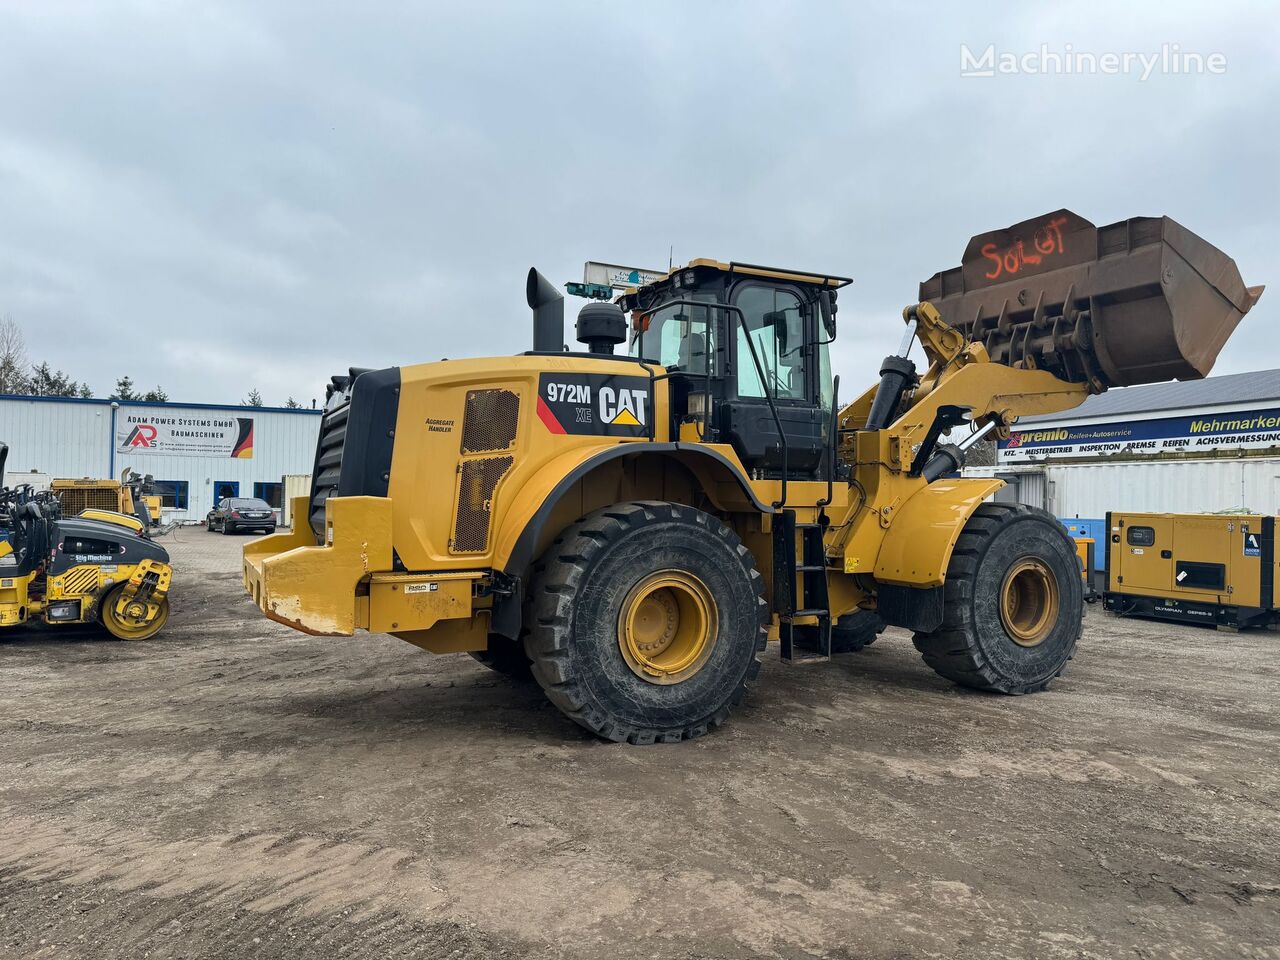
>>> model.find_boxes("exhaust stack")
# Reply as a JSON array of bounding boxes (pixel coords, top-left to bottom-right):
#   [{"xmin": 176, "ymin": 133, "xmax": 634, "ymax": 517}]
[
  {"xmin": 527, "ymin": 268, "xmax": 564, "ymax": 353},
  {"xmin": 920, "ymin": 210, "xmax": 1263, "ymax": 391}
]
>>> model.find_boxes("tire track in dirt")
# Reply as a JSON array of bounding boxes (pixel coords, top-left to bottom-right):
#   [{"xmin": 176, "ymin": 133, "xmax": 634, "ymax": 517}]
[{"xmin": 0, "ymin": 815, "xmax": 445, "ymax": 920}]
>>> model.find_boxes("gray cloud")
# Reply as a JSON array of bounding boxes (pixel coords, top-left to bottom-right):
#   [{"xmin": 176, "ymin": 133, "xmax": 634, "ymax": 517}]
[{"xmin": 0, "ymin": 1, "xmax": 1275, "ymax": 405}]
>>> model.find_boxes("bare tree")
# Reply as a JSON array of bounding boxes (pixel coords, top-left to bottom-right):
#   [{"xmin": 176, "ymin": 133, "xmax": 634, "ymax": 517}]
[
  {"xmin": 964, "ymin": 437, "xmax": 997, "ymax": 468},
  {"xmin": 0, "ymin": 315, "xmax": 31, "ymax": 394}
]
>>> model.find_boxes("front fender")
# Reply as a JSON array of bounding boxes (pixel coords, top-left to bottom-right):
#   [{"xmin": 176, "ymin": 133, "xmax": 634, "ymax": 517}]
[{"xmin": 873, "ymin": 478, "xmax": 1005, "ymax": 587}]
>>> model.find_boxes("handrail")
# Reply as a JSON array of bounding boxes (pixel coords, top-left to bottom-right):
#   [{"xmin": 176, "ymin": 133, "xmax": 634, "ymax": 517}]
[
  {"xmin": 634, "ymin": 298, "xmax": 791, "ymax": 508},
  {"xmin": 816, "ymin": 375, "xmax": 840, "ymax": 508}
]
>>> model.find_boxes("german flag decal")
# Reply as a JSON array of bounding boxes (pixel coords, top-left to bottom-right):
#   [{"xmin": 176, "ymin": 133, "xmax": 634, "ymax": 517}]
[
  {"xmin": 537, "ymin": 372, "xmax": 650, "ymax": 438},
  {"xmin": 231, "ymin": 417, "xmax": 255, "ymax": 458}
]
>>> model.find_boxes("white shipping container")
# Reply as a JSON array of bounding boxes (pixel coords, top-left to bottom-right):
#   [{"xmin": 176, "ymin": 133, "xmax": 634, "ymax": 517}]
[
  {"xmin": 280, "ymin": 474, "xmax": 312, "ymax": 528},
  {"xmin": 968, "ymin": 457, "xmax": 1280, "ymax": 518},
  {"xmin": 4, "ymin": 471, "xmax": 51, "ymax": 491}
]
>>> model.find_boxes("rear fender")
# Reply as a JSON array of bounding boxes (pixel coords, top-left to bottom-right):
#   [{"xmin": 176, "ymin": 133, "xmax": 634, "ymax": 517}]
[{"xmin": 489, "ymin": 442, "xmax": 771, "ymax": 639}]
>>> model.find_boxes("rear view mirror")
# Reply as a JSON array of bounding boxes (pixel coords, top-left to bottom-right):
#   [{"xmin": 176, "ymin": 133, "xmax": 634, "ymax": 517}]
[
  {"xmin": 763, "ymin": 310, "xmax": 788, "ymax": 353},
  {"xmin": 819, "ymin": 290, "xmax": 836, "ymax": 339}
]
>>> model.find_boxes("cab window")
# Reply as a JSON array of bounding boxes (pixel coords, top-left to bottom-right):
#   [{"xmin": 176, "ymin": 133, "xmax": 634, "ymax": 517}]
[
  {"xmin": 733, "ymin": 286, "xmax": 806, "ymax": 401},
  {"xmin": 630, "ymin": 298, "xmax": 716, "ymax": 375}
]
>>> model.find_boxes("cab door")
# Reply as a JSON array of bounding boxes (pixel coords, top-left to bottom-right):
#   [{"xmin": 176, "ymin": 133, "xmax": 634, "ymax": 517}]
[
  {"xmin": 1114, "ymin": 516, "xmax": 1174, "ymax": 595},
  {"xmin": 719, "ymin": 282, "xmax": 829, "ymax": 477}
]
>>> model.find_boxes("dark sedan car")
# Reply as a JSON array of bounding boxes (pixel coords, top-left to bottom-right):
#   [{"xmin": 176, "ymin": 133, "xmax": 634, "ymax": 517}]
[{"xmin": 206, "ymin": 497, "xmax": 277, "ymax": 535}]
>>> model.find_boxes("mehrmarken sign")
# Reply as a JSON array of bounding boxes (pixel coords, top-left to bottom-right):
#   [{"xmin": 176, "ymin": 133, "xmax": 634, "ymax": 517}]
[{"xmin": 998, "ymin": 407, "xmax": 1280, "ymax": 462}]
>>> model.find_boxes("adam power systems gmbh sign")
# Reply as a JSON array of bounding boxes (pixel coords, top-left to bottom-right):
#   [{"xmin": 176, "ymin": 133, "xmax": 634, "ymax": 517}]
[
  {"xmin": 999, "ymin": 407, "xmax": 1280, "ymax": 462},
  {"xmin": 117, "ymin": 414, "xmax": 255, "ymax": 459}
]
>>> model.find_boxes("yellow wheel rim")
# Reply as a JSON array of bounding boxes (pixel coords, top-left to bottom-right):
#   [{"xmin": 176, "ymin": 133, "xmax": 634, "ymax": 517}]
[
  {"xmin": 101, "ymin": 586, "xmax": 169, "ymax": 641},
  {"xmin": 999, "ymin": 558, "xmax": 1059, "ymax": 647},
  {"xmin": 618, "ymin": 570, "xmax": 718, "ymax": 685}
]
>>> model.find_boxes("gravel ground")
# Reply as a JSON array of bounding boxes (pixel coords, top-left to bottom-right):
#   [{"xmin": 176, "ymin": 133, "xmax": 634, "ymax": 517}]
[{"xmin": 1, "ymin": 530, "xmax": 1277, "ymax": 959}]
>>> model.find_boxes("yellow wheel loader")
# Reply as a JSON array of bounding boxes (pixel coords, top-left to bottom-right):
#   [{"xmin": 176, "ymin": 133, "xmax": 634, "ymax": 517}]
[
  {"xmin": 0, "ymin": 444, "xmax": 173, "ymax": 640},
  {"xmin": 244, "ymin": 210, "xmax": 1261, "ymax": 742}
]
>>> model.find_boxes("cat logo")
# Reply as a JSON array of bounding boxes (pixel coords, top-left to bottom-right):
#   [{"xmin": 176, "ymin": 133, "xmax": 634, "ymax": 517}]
[{"xmin": 599, "ymin": 386, "xmax": 647, "ymax": 427}]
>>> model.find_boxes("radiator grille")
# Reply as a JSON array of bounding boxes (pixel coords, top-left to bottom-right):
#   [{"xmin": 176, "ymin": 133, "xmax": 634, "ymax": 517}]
[
  {"xmin": 59, "ymin": 566, "xmax": 100, "ymax": 596},
  {"xmin": 452, "ymin": 456, "xmax": 513, "ymax": 553},
  {"xmin": 309, "ymin": 401, "xmax": 349, "ymax": 537},
  {"xmin": 57, "ymin": 489, "xmax": 119, "ymax": 515},
  {"xmin": 460, "ymin": 389, "xmax": 520, "ymax": 453}
]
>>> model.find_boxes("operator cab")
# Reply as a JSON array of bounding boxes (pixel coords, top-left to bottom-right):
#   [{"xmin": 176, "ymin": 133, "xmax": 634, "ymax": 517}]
[{"xmin": 619, "ymin": 260, "xmax": 850, "ymax": 479}]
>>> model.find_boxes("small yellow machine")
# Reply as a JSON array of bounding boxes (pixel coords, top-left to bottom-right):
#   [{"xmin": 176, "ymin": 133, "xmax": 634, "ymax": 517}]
[
  {"xmin": 1104, "ymin": 512, "xmax": 1277, "ymax": 629},
  {"xmin": 2, "ymin": 446, "xmax": 173, "ymax": 639},
  {"xmin": 245, "ymin": 210, "xmax": 1261, "ymax": 741},
  {"xmin": 51, "ymin": 472, "xmax": 162, "ymax": 526}
]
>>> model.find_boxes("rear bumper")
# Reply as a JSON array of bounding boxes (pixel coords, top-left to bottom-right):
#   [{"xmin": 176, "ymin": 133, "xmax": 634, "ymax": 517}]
[
  {"xmin": 244, "ymin": 495, "xmax": 393, "ymax": 635},
  {"xmin": 243, "ymin": 495, "xmax": 483, "ymax": 642},
  {"xmin": 231, "ymin": 521, "xmax": 276, "ymax": 532}
]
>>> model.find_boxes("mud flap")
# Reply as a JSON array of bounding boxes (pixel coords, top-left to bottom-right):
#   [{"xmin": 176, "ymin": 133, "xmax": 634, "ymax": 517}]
[{"xmin": 877, "ymin": 583, "xmax": 944, "ymax": 632}]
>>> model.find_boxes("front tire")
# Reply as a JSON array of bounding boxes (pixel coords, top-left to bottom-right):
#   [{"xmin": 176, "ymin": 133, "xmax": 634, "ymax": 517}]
[
  {"xmin": 470, "ymin": 634, "xmax": 534, "ymax": 681},
  {"xmin": 794, "ymin": 610, "xmax": 886, "ymax": 654},
  {"xmin": 99, "ymin": 582, "xmax": 169, "ymax": 641},
  {"xmin": 526, "ymin": 501, "xmax": 767, "ymax": 744},
  {"xmin": 913, "ymin": 503, "xmax": 1082, "ymax": 694}
]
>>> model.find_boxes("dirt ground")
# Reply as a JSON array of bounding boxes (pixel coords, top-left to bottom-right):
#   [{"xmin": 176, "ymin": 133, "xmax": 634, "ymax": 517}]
[{"xmin": 1, "ymin": 532, "xmax": 1278, "ymax": 960}]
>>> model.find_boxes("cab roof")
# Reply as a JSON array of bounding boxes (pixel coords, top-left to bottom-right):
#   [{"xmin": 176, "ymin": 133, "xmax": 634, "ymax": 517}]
[{"xmin": 631, "ymin": 258, "xmax": 853, "ymax": 294}]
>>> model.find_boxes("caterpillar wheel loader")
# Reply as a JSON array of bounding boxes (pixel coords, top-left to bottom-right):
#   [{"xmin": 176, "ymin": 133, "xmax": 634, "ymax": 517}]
[
  {"xmin": 244, "ymin": 210, "xmax": 1261, "ymax": 742},
  {"xmin": 0, "ymin": 444, "xmax": 173, "ymax": 640}
]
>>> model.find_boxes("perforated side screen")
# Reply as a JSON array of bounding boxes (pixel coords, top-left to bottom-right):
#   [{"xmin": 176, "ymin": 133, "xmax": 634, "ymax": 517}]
[
  {"xmin": 461, "ymin": 389, "xmax": 520, "ymax": 454},
  {"xmin": 452, "ymin": 455, "xmax": 514, "ymax": 553},
  {"xmin": 58, "ymin": 489, "xmax": 120, "ymax": 514}
]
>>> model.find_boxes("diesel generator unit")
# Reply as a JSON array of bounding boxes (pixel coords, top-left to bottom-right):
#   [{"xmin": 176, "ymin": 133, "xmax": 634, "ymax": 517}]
[
  {"xmin": 244, "ymin": 209, "xmax": 1261, "ymax": 743},
  {"xmin": 1104, "ymin": 512, "xmax": 1278, "ymax": 629}
]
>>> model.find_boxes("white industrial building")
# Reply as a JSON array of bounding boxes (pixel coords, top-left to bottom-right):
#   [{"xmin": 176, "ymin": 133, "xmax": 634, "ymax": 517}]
[
  {"xmin": 0, "ymin": 394, "xmax": 320, "ymax": 523},
  {"xmin": 966, "ymin": 368, "xmax": 1280, "ymax": 518}
]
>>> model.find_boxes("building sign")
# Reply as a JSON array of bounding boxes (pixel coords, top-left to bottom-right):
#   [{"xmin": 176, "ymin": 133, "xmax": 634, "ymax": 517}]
[
  {"xmin": 584, "ymin": 261, "xmax": 666, "ymax": 290},
  {"xmin": 999, "ymin": 406, "xmax": 1280, "ymax": 462},
  {"xmin": 117, "ymin": 414, "xmax": 255, "ymax": 459}
]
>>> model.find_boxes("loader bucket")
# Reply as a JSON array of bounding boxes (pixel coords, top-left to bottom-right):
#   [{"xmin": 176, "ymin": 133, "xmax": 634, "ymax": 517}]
[{"xmin": 919, "ymin": 210, "xmax": 1263, "ymax": 390}]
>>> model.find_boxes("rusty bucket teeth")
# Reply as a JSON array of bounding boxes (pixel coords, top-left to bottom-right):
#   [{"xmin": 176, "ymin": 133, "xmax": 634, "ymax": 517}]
[{"xmin": 920, "ymin": 209, "xmax": 1262, "ymax": 391}]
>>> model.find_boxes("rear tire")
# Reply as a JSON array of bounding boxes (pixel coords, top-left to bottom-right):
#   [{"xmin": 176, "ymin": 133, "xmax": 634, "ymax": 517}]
[
  {"xmin": 526, "ymin": 501, "xmax": 767, "ymax": 744},
  {"xmin": 913, "ymin": 503, "xmax": 1082, "ymax": 694}
]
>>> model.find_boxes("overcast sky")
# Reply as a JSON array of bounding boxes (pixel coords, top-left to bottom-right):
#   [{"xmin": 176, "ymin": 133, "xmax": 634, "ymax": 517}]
[{"xmin": 0, "ymin": 1, "xmax": 1276, "ymax": 407}]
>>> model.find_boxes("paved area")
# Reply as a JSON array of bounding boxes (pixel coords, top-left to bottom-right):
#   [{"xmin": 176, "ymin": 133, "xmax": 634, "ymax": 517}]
[{"xmin": 1, "ymin": 531, "xmax": 1278, "ymax": 959}]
